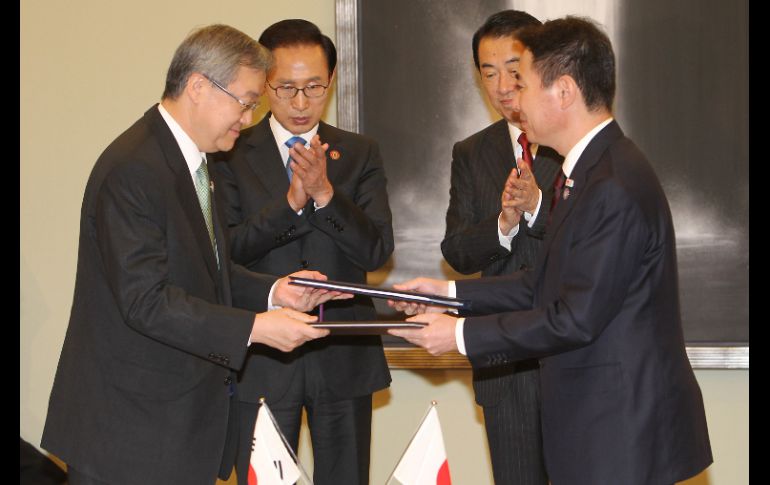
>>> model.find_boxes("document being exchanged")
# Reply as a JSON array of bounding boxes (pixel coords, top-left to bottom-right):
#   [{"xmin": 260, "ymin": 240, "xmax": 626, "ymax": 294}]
[{"xmin": 288, "ymin": 276, "xmax": 471, "ymax": 310}]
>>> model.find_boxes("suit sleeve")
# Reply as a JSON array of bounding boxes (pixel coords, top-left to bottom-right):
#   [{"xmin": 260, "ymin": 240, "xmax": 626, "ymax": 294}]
[
  {"xmin": 461, "ymin": 179, "xmax": 648, "ymax": 367},
  {"xmin": 307, "ymin": 139, "xmax": 394, "ymax": 271},
  {"xmin": 441, "ymin": 140, "xmax": 515, "ymax": 274},
  {"xmin": 95, "ymin": 161, "xmax": 253, "ymax": 370},
  {"xmin": 215, "ymin": 159, "xmax": 312, "ymax": 267},
  {"xmin": 229, "ymin": 263, "xmax": 276, "ymax": 312}
]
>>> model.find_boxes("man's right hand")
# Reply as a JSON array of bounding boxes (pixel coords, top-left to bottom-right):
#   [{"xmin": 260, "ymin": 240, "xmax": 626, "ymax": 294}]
[
  {"xmin": 287, "ymin": 172, "xmax": 309, "ymax": 212},
  {"xmin": 250, "ymin": 308, "xmax": 329, "ymax": 352},
  {"xmin": 500, "ymin": 165, "xmax": 524, "ymax": 233},
  {"xmin": 387, "ymin": 277, "xmax": 450, "ymax": 315}
]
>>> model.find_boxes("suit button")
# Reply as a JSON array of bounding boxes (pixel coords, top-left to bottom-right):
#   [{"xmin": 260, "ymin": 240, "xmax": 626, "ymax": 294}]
[
  {"xmin": 326, "ymin": 216, "xmax": 332, "ymax": 222},
  {"xmin": 224, "ymin": 376, "xmax": 232, "ymax": 385},
  {"xmin": 222, "ymin": 357, "xmax": 230, "ymax": 365},
  {"xmin": 289, "ymin": 225, "xmax": 296, "ymax": 231},
  {"xmin": 208, "ymin": 352, "xmax": 216, "ymax": 360},
  {"xmin": 300, "ymin": 260, "xmax": 309, "ymax": 269}
]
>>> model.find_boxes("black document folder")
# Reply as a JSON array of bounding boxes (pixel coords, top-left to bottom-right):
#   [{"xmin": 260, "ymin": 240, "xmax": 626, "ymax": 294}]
[
  {"xmin": 289, "ymin": 276, "xmax": 470, "ymax": 310},
  {"xmin": 311, "ymin": 321, "xmax": 427, "ymax": 335}
]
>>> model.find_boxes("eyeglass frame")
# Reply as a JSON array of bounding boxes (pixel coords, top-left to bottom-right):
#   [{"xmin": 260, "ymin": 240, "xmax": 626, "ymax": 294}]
[
  {"xmin": 203, "ymin": 74, "xmax": 259, "ymax": 112},
  {"xmin": 265, "ymin": 82, "xmax": 329, "ymax": 99}
]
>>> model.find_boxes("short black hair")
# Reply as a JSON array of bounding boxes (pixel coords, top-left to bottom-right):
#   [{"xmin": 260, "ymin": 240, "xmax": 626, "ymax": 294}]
[
  {"xmin": 472, "ymin": 10, "xmax": 541, "ymax": 70},
  {"xmin": 258, "ymin": 19, "xmax": 337, "ymax": 76},
  {"xmin": 517, "ymin": 16, "xmax": 616, "ymax": 111}
]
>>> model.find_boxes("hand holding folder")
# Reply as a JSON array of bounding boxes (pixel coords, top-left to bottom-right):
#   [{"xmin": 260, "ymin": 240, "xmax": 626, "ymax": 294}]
[{"xmin": 288, "ymin": 277, "xmax": 469, "ymax": 311}]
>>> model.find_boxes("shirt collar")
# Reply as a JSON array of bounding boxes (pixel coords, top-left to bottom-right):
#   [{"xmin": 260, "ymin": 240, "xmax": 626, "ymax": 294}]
[
  {"xmin": 508, "ymin": 121, "xmax": 538, "ymax": 158},
  {"xmin": 157, "ymin": 103, "xmax": 207, "ymax": 176},
  {"xmin": 562, "ymin": 117, "xmax": 614, "ymax": 178},
  {"xmin": 269, "ymin": 114, "xmax": 319, "ymax": 164}
]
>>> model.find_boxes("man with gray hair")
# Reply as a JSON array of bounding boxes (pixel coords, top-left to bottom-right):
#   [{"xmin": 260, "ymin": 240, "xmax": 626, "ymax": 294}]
[{"xmin": 41, "ymin": 24, "xmax": 340, "ymax": 485}]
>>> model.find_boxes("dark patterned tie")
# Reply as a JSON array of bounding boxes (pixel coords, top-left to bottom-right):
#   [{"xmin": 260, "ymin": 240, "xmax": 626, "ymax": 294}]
[
  {"xmin": 284, "ymin": 136, "xmax": 307, "ymax": 181},
  {"xmin": 517, "ymin": 132, "xmax": 534, "ymax": 171},
  {"xmin": 550, "ymin": 170, "xmax": 566, "ymax": 215}
]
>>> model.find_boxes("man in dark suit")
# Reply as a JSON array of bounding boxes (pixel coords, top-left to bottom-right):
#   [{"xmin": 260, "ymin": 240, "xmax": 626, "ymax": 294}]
[
  {"xmin": 214, "ymin": 20, "xmax": 393, "ymax": 485},
  {"xmin": 440, "ymin": 10, "xmax": 561, "ymax": 485},
  {"xmin": 40, "ymin": 25, "xmax": 339, "ymax": 485},
  {"xmin": 392, "ymin": 17, "xmax": 712, "ymax": 484}
]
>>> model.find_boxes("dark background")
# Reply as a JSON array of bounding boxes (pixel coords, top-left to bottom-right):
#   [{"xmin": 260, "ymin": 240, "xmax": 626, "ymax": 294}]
[{"xmin": 358, "ymin": 0, "xmax": 748, "ymax": 345}]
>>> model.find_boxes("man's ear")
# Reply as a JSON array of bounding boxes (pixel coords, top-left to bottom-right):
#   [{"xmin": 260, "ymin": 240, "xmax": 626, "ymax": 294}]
[
  {"xmin": 556, "ymin": 74, "xmax": 578, "ymax": 109},
  {"xmin": 186, "ymin": 72, "xmax": 207, "ymax": 104}
]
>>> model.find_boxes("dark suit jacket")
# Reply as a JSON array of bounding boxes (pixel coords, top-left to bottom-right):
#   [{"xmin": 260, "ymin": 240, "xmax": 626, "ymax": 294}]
[
  {"xmin": 214, "ymin": 116, "xmax": 393, "ymax": 403},
  {"xmin": 441, "ymin": 119, "xmax": 561, "ymax": 405},
  {"xmin": 457, "ymin": 121, "xmax": 712, "ymax": 484},
  {"xmin": 41, "ymin": 105, "xmax": 275, "ymax": 485}
]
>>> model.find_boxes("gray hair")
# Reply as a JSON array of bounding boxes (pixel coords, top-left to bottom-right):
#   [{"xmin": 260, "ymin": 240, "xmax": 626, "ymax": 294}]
[{"xmin": 162, "ymin": 24, "xmax": 272, "ymax": 99}]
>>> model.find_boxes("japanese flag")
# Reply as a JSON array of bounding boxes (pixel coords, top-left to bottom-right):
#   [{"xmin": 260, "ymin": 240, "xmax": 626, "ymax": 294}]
[
  {"xmin": 247, "ymin": 403, "xmax": 301, "ymax": 485},
  {"xmin": 391, "ymin": 405, "xmax": 452, "ymax": 485}
]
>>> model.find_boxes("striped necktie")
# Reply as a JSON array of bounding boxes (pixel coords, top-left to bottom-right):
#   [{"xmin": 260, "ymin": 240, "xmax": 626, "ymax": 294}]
[
  {"xmin": 194, "ymin": 158, "xmax": 219, "ymax": 266},
  {"xmin": 284, "ymin": 136, "xmax": 307, "ymax": 181}
]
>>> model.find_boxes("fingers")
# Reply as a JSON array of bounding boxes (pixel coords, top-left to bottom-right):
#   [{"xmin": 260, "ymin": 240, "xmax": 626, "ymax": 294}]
[
  {"xmin": 387, "ymin": 299, "xmax": 427, "ymax": 315},
  {"xmin": 289, "ymin": 270, "xmax": 328, "ymax": 281},
  {"xmin": 387, "ymin": 313, "xmax": 458, "ymax": 355},
  {"xmin": 250, "ymin": 309, "xmax": 328, "ymax": 352}
]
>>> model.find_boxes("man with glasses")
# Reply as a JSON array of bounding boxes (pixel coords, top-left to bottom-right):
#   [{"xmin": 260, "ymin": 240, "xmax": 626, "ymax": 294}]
[
  {"xmin": 214, "ymin": 19, "xmax": 394, "ymax": 485},
  {"xmin": 40, "ymin": 24, "xmax": 339, "ymax": 485}
]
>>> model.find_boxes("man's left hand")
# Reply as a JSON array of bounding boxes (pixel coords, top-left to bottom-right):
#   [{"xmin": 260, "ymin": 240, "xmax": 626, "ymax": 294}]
[
  {"xmin": 388, "ymin": 313, "xmax": 459, "ymax": 356},
  {"xmin": 288, "ymin": 134, "xmax": 334, "ymax": 207},
  {"xmin": 272, "ymin": 270, "xmax": 351, "ymax": 312}
]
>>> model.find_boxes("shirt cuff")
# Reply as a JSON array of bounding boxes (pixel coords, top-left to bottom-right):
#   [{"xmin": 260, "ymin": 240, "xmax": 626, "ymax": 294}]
[
  {"xmin": 267, "ymin": 280, "xmax": 281, "ymax": 310},
  {"xmin": 523, "ymin": 189, "xmax": 543, "ymax": 227},
  {"xmin": 455, "ymin": 318, "xmax": 467, "ymax": 355},
  {"xmin": 498, "ymin": 213, "xmax": 519, "ymax": 251}
]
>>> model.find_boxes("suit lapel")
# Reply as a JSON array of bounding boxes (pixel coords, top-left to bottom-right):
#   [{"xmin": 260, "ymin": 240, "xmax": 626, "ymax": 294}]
[
  {"xmin": 243, "ymin": 115, "xmax": 291, "ymax": 199},
  {"xmin": 483, "ymin": 120, "xmax": 516, "ymax": 184},
  {"xmin": 318, "ymin": 122, "xmax": 343, "ymax": 182},
  {"xmin": 540, "ymin": 121, "xmax": 624, "ymax": 259},
  {"xmin": 145, "ymin": 106, "xmax": 219, "ymax": 280}
]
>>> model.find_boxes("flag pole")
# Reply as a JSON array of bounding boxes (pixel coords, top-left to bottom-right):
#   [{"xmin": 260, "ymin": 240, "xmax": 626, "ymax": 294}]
[
  {"xmin": 384, "ymin": 400, "xmax": 438, "ymax": 485},
  {"xmin": 259, "ymin": 397, "xmax": 315, "ymax": 485}
]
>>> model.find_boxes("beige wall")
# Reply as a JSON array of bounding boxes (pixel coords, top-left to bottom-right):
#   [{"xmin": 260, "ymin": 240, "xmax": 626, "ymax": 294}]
[{"xmin": 20, "ymin": 1, "xmax": 747, "ymax": 483}]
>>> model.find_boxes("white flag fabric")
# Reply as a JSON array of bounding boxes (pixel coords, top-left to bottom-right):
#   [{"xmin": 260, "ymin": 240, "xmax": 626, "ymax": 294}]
[
  {"xmin": 247, "ymin": 403, "xmax": 301, "ymax": 485},
  {"xmin": 392, "ymin": 406, "xmax": 452, "ymax": 485}
]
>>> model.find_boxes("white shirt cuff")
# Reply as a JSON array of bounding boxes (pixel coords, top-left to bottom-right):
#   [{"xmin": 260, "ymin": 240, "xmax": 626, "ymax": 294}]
[
  {"xmin": 522, "ymin": 189, "xmax": 543, "ymax": 227},
  {"xmin": 447, "ymin": 282, "xmax": 467, "ymax": 355},
  {"xmin": 455, "ymin": 318, "xmax": 467, "ymax": 355},
  {"xmin": 267, "ymin": 280, "xmax": 281, "ymax": 310},
  {"xmin": 498, "ymin": 213, "xmax": 519, "ymax": 251}
]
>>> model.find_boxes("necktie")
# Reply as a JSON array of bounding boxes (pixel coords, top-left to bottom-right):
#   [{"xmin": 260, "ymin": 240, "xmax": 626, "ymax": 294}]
[
  {"xmin": 550, "ymin": 170, "xmax": 566, "ymax": 215},
  {"xmin": 194, "ymin": 158, "xmax": 218, "ymax": 264},
  {"xmin": 517, "ymin": 132, "xmax": 534, "ymax": 171},
  {"xmin": 284, "ymin": 136, "xmax": 307, "ymax": 181}
]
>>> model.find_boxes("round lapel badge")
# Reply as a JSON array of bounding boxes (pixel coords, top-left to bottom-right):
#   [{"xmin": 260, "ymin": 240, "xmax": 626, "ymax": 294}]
[{"xmin": 329, "ymin": 149, "xmax": 341, "ymax": 160}]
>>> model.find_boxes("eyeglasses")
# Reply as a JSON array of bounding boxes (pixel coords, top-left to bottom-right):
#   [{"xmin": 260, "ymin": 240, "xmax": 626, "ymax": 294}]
[
  {"xmin": 203, "ymin": 75, "xmax": 259, "ymax": 112},
  {"xmin": 266, "ymin": 82, "xmax": 329, "ymax": 99}
]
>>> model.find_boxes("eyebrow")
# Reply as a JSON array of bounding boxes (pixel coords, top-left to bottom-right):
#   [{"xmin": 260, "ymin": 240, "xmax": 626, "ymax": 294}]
[
  {"xmin": 480, "ymin": 56, "xmax": 519, "ymax": 70},
  {"xmin": 272, "ymin": 75, "xmax": 325, "ymax": 85}
]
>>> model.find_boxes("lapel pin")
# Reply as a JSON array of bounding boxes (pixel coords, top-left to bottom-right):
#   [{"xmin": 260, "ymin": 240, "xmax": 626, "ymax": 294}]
[
  {"xmin": 329, "ymin": 149, "xmax": 341, "ymax": 160},
  {"xmin": 209, "ymin": 180, "xmax": 214, "ymax": 192},
  {"xmin": 563, "ymin": 178, "xmax": 574, "ymax": 200}
]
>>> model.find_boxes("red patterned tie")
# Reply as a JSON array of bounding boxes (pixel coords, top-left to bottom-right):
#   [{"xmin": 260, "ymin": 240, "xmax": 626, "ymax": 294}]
[{"xmin": 517, "ymin": 132, "xmax": 534, "ymax": 171}]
